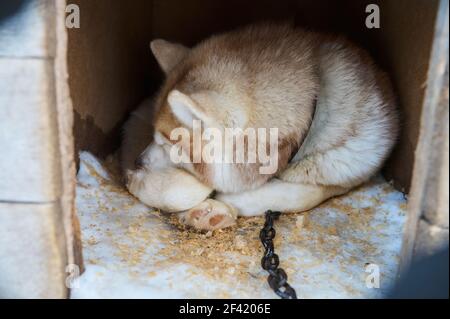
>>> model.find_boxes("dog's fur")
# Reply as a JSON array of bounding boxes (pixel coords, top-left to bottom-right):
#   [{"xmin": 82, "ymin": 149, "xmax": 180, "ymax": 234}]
[{"xmin": 121, "ymin": 24, "xmax": 398, "ymax": 230}]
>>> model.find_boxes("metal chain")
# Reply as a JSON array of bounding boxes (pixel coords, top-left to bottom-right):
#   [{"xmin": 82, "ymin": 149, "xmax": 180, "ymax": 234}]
[{"xmin": 259, "ymin": 210, "xmax": 298, "ymax": 299}]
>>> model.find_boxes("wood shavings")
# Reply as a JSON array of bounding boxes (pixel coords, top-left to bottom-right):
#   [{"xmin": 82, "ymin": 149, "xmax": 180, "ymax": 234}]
[
  {"xmin": 296, "ymin": 215, "xmax": 305, "ymax": 229},
  {"xmin": 86, "ymin": 236, "xmax": 99, "ymax": 245},
  {"xmin": 73, "ymin": 152, "xmax": 408, "ymax": 299}
]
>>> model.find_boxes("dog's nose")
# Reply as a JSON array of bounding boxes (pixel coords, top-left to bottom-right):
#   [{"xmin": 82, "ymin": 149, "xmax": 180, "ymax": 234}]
[{"xmin": 134, "ymin": 155, "xmax": 144, "ymax": 169}]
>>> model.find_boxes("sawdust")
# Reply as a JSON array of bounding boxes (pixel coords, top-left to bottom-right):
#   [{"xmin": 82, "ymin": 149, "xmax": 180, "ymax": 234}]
[
  {"xmin": 152, "ymin": 213, "xmax": 268, "ymax": 282},
  {"xmin": 80, "ymin": 155, "xmax": 272, "ymax": 281},
  {"xmin": 75, "ymin": 152, "xmax": 407, "ymax": 298}
]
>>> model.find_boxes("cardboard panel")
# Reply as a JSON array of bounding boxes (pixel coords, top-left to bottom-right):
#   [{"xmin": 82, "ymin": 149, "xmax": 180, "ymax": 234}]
[
  {"xmin": 371, "ymin": 0, "xmax": 439, "ymax": 192},
  {"xmin": 0, "ymin": 202, "xmax": 67, "ymax": 298},
  {"xmin": 0, "ymin": 58, "xmax": 61, "ymax": 202},
  {"xmin": 0, "ymin": 0, "xmax": 55, "ymax": 58},
  {"xmin": 68, "ymin": 0, "xmax": 155, "ymax": 158}
]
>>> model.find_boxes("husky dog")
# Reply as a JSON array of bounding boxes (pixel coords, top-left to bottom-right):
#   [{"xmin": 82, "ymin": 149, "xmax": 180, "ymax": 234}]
[{"xmin": 121, "ymin": 24, "xmax": 398, "ymax": 231}]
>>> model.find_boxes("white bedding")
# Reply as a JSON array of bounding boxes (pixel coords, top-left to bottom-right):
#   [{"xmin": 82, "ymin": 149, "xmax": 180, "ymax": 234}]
[{"xmin": 71, "ymin": 151, "xmax": 407, "ymax": 298}]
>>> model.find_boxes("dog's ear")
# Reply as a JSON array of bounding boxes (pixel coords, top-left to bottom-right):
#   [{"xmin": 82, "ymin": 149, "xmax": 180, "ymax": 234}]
[
  {"xmin": 150, "ymin": 39, "xmax": 189, "ymax": 73},
  {"xmin": 167, "ymin": 90, "xmax": 209, "ymax": 128}
]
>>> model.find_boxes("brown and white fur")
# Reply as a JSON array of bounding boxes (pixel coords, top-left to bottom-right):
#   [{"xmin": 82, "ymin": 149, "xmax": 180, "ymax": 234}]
[{"xmin": 122, "ymin": 24, "xmax": 398, "ymax": 231}]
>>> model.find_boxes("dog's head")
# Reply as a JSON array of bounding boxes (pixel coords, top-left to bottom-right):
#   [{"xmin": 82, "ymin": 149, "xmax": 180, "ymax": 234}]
[{"xmin": 136, "ymin": 38, "xmax": 293, "ymax": 192}]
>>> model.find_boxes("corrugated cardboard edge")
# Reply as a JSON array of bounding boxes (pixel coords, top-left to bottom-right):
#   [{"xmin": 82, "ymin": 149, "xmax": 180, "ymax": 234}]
[
  {"xmin": 399, "ymin": 0, "xmax": 449, "ymax": 275},
  {"xmin": 54, "ymin": 0, "xmax": 84, "ymax": 292}
]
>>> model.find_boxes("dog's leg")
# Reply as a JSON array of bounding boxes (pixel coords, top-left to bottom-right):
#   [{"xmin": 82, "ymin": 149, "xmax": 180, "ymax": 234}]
[
  {"xmin": 216, "ymin": 178, "xmax": 349, "ymax": 216},
  {"xmin": 126, "ymin": 167, "xmax": 213, "ymax": 212},
  {"xmin": 127, "ymin": 169, "xmax": 238, "ymax": 230}
]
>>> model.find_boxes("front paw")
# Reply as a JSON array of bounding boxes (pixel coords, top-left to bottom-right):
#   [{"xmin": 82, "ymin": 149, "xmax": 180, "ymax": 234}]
[
  {"xmin": 179, "ymin": 199, "xmax": 237, "ymax": 231},
  {"xmin": 125, "ymin": 168, "xmax": 146, "ymax": 197},
  {"xmin": 125, "ymin": 168, "xmax": 161, "ymax": 208}
]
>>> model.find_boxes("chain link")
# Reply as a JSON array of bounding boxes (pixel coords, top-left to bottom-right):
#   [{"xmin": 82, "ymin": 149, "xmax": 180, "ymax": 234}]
[{"xmin": 259, "ymin": 210, "xmax": 297, "ymax": 299}]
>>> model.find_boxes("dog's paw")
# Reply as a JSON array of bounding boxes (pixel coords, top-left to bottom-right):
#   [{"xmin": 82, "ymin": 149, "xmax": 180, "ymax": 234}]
[
  {"xmin": 179, "ymin": 199, "xmax": 237, "ymax": 231},
  {"xmin": 125, "ymin": 168, "xmax": 145, "ymax": 197}
]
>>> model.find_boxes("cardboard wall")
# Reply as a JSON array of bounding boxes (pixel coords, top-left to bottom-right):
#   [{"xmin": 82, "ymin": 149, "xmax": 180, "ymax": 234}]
[
  {"xmin": 0, "ymin": 0, "xmax": 69, "ymax": 298},
  {"xmin": 68, "ymin": 0, "xmax": 155, "ymax": 159},
  {"xmin": 370, "ymin": 0, "xmax": 439, "ymax": 192},
  {"xmin": 68, "ymin": 0, "xmax": 439, "ymax": 192}
]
